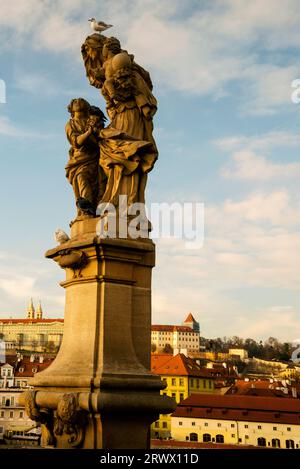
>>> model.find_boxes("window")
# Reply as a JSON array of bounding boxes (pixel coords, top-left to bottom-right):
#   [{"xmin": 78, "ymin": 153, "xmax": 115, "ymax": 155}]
[
  {"xmin": 179, "ymin": 379, "xmax": 184, "ymax": 386},
  {"xmin": 204, "ymin": 423, "xmax": 208, "ymax": 427},
  {"xmin": 272, "ymin": 439, "xmax": 280, "ymax": 448},
  {"xmin": 209, "ymin": 381, "xmax": 212, "ymax": 389},
  {"xmin": 216, "ymin": 434, "xmax": 224, "ymax": 443},
  {"xmin": 203, "ymin": 433, "xmax": 211, "ymax": 442},
  {"xmin": 1, "ymin": 397, "xmax": 5, "ymax": 406},
  {"xmin": 162, "ymin": 422, "xmax": 167, "ymax": 428},
  {"xmin": 179, "ymin": 422, "xmax": 183, "ymax": 426},
  {"xmin": 171, "ymin": 393, "xmax": 176, "ymax": 399},
  {"xmin": 203, "ymin": 380, "xmax": 206, "ymax": 389},
  {"xmin": 0, "ymin": 411, "xmax": 4, "ymax": 418},
  {"xmin": 191, "ymin": 422, "xmax": 195, "ymax": 426},
  {"xmin": 11, "ymin": 397, "xmax": 14, "ymax": 406},
  {"xmin": 257, "ymin": 437, "xmax": 266, "ymax": 447},
  {"xmin": 273, "ymin": 427, "xmax": 277, "ymax": 431},
  {"xmin": 217, "ymin": 423, "xmax": 221, "ymax": 427},
  {"xmin": 245, "ymin": 435, "xmax": 249, "ymax": 439},
  {"xmin": 244, "ymin": 424, "xmax": 248, "ymax": 428},
  {"xmin": 231, "ymin": 424, "xmax": 235, "ymax": 428},
  {"xmin": 179, "ymin": 393, "xmax": 184, "ymax": 401},
  {"xmin": 258, "ymin": 425, "xmax": 262, "ymax": 429},
  {"xmin": 190, "ymin": 433, "xmax": 198, "ymax": 442},
  {"xmin": 0, "ymin": 427, "xmax": 3, "ymax": 433},
  {"xmin": 190, "ymin": 379, "xmax": 194, "ymax": 387},
  {"xmin": 287, "ymin": 427, "xmax": 291, "ymax": 432},
  {"xmin": 171, "ymin": 378, "xmax": 176, "ymax": 386},
  {"xmin": 286, "ymin": 440, "xmax": 295, "ymax": 449},
  {"xmin": 19, "ymin": 411, "xmax": 24, "ymax": 419},
  {"xmin": 154, "ymin": 422, "xmax": 159, "ymax": 428},
  {"xmin": 231, "ymin": 434, "xmax": 235, "ymax": 438},
  {"xmin": 9, "ymin": 411, "xmax": 13, "ymax": 419}
]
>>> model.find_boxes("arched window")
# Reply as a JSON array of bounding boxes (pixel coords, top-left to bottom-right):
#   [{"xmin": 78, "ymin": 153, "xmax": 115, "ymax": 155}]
[
  {"xmin": 272, "ymin": 438, "xmax": 280, "ymax": 448},
  {"xmin": 216, "ymin": 434, "xmax": 224, "ymax": 443},
  {"xmin": 257, "ymin": 437, "xmax": 266, "ymax": 447},
  {"xmin": 286, "ymin": 440, "xmax": 295, "ymax": 449},
  {"xmin": 190, "ymin": 433, "xmax": 198, "ymax": 442},
  {"xmin": 203, "ymin": 433, "xmax": 211, "ymax": 442}
]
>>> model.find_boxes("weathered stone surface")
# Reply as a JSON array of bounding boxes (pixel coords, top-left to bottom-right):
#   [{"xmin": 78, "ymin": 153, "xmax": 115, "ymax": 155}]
[{"xmin": 21, "ymin": 219, "xmax": 175, "ymax": 448}]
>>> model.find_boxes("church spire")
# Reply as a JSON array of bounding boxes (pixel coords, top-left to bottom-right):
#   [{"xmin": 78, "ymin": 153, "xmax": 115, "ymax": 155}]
[
  {"xmin": 27, "ymin": 298, "xmax": 35, "ymax": 320},
  {"xmin": 36, "ymin": 300, "xmax": 43, "ymax": 320}
]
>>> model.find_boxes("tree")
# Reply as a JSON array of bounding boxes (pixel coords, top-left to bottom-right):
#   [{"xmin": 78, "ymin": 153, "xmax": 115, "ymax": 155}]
[
  {"xmin": 163, "ymin": 343, "xmax": 173, "ymax": 354},
  {"xmin": 151, "ymin": 343, "xmax": 157, "ymax": 353}
]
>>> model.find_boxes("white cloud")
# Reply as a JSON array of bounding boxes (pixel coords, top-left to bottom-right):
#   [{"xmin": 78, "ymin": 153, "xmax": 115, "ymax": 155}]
[
  {"xmin": 216, "ymin": 131, "xmax": 300, "ymax": 152},
  {"xmin": 221, "ymin": 150, "xmax": 300, "ymax": 181},
  {"xmin": 0, "ymin": 116, "xmax": 35, "ymax": 137},
  {"xmin": 0, "ymin": 252, "xmax": 64, "ymax": 317},
  {"xmin": 216, "ymin": 131, "xmax": 300, "ymax": 181},
  {"xmin": 1, "ymin": 0, "xmax": 300, "ymax": 112}
]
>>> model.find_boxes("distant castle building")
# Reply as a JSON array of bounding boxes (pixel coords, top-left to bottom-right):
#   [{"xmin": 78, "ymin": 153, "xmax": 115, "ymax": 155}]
[
  {"xmin": 151, "ymin": 313, "xmax": 200, "ymax": 353},
  {"xmin": 0, "ymin": 300, "xmax": 64, "ymax": 352}
]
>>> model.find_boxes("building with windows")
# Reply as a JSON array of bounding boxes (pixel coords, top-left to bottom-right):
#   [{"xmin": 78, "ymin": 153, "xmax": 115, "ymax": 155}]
[
  {"xmin": 151, "ymin": 313, "xmax": 200, "ymax": 353},
  {"xmin": 0, "ymin": 300, "xmax": 64, "ymax": 352},
  {"xmin": 151, "ymin": 353, "xmax": 215, "ymax": 438},
  {"xmin": 171, "ymin": 393, "xmax": 300, "ymax": 449},
  {"xmin": 0, "ymin": 354, "xmax": 53, "ymax": 443}
]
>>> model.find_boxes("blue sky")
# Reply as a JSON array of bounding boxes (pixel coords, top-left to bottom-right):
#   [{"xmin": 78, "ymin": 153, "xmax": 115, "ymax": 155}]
[{"xmin": 0, "ymin": 0, "xmax": 300, "ymax": 342}]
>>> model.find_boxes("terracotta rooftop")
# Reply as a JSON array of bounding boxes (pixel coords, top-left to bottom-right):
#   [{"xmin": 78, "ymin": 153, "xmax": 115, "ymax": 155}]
[
  {"xmin": 226, "ymin": 379, "xmax": 299, "ymax": 398},
  {"xmin": 172, "ymin": 393, "xmax": 300, "ymax": 425},
  {"xmin": 151, "ymin": 353, "xmax": 215, "ymax": 378},
  {"xmin": 1, "ymin": 358, "xmax": 54, "ymax": 377},
  {"xmin": 151, "ymin": 325, "xmax": 194, "ymax": 332},
  {"xmin": 183, "ymin": 313, "xmax": 197, "ymax": 323},
  {"xmin": 0, "ymin": 318, "xmax": 64, "ymax": 324}
]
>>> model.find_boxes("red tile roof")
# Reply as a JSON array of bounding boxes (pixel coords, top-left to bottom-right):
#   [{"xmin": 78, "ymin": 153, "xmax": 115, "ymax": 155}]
[
  {"xmin": 151, "ymin": 325, "xmax": 194, "ymax": 332},
  {"xmin": 172, "ymin": 393, "xmax": 300, "ymax": 425},
  {"xmin": 151, "ymin": 439, "xmax": 267, "ymax": 449},
  {"xmin": 14, "ymin": 358, "xmax": 53, "ymax": 377},
  {"xmin": 151, "ymin": 353, "xmax": 215, "ymax": 378},
  {"xmin": 0, "ymin": 318, "xmax": 63, "ymax": 323},
  {"xmin": 226, "ymin": 379, "xmax": 298, "ymax": 398},
  {"xmin": 183, "ymin": 313, "xmax": 197, "ymax": 323}
]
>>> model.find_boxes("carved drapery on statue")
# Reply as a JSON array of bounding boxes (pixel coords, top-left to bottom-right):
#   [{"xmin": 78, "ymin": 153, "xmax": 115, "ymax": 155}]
[{"xmin": 66, "ymin": 33, "xmax": 158, "ymax": 225}]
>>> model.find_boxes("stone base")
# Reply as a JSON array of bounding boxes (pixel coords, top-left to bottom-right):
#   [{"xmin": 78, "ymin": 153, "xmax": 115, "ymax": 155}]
[{"xmin": 21, "ymin": 219, "xmax": 175, "ymax": 449}]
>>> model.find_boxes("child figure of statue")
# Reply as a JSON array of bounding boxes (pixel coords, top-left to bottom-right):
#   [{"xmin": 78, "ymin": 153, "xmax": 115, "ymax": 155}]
[{"xmin": 65, "ymin": 98, "xmax": 106, "ymax": 221}]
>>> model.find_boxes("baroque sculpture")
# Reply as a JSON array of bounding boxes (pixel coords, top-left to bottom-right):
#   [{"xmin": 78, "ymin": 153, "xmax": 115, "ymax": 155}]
[
  {"xmin": 22, "ymin": 23, "xmax": 175, "ymax": 450},
  {"xmin": 66, "ymin": 32, "xmax": 158, "ymax": 225}
]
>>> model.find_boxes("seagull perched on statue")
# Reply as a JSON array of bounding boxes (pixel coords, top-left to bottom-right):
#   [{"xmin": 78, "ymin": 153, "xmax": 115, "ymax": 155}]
[
  {"xmin": 54, "ymin": 229, "xmax": 70, "ymax": 245},
  {"xmin": 88, "ymin": 18, "xmax": 113, "ymax": 33}
]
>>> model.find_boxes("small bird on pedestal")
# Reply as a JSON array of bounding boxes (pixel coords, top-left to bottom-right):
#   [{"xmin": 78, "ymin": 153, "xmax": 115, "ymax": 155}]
[
  {"xmin": 54, "ymin": 229, "xmax": 70, "ymax": 245},
  {"xmin": 88, "ymin": 19, "xmax": 113, "ymax": 34}
]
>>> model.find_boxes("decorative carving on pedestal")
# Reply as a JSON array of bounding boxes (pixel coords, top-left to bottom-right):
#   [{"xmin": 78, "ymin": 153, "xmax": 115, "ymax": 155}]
[
  {"xmin": 56, "ymin": 249, "xmax": 88, "ymax": 278},
  {"xmin": 24, "ymin": 390, "xmax": 55, "ymax": 446},
  {"xmin": 54, "ymin": 393, "xmax": 88, "ymax": 448}
]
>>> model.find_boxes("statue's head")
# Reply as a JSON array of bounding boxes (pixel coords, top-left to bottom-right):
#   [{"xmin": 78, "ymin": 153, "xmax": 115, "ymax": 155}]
[
  {"xmin": 103, "ymin": 37, "xmax": 121, "ymax": 60},
  {"xmin": 67, "ymin": 98, "xmax": 90, "ymax": 116}
]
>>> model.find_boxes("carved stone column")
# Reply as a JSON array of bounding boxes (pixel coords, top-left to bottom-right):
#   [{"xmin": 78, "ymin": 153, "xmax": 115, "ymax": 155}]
[{"xmin": 21, "ymin": 219, "xmax": 175, "ymax": 449}]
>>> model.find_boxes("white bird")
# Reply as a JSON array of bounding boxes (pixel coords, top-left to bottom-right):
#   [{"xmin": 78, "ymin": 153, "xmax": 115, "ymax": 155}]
[
  {"xmin": 54, "ymin": 229, "xmax": 70, "ymax": 245},
  {"xmin": 88, "ymin": 18, "xmax": 113, "ymax": 33}
]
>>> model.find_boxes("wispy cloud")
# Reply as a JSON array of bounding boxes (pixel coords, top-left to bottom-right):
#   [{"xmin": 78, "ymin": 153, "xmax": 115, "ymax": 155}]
[
  {"xmin": 1, "ymin": 0, "xmax": 300, "ymax": 112},
  {"xmin": 0, "ymin": 115, "xmax": 36, "ymax": 137}
]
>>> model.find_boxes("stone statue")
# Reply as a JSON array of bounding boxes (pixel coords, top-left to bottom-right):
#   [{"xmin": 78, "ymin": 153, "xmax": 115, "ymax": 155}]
[
  {"xmin": 65, "ymin": 98, "xmax": 106, "ymax": 219},
  {"xmin": 66, "ymin": 32, "xmax": 158, "ymax": 223}
]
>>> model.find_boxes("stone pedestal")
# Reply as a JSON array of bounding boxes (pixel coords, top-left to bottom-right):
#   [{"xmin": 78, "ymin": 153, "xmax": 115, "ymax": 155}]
[{"xmin": 21, "ymin": 219, "xmax": 175, "ymax": 449}]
